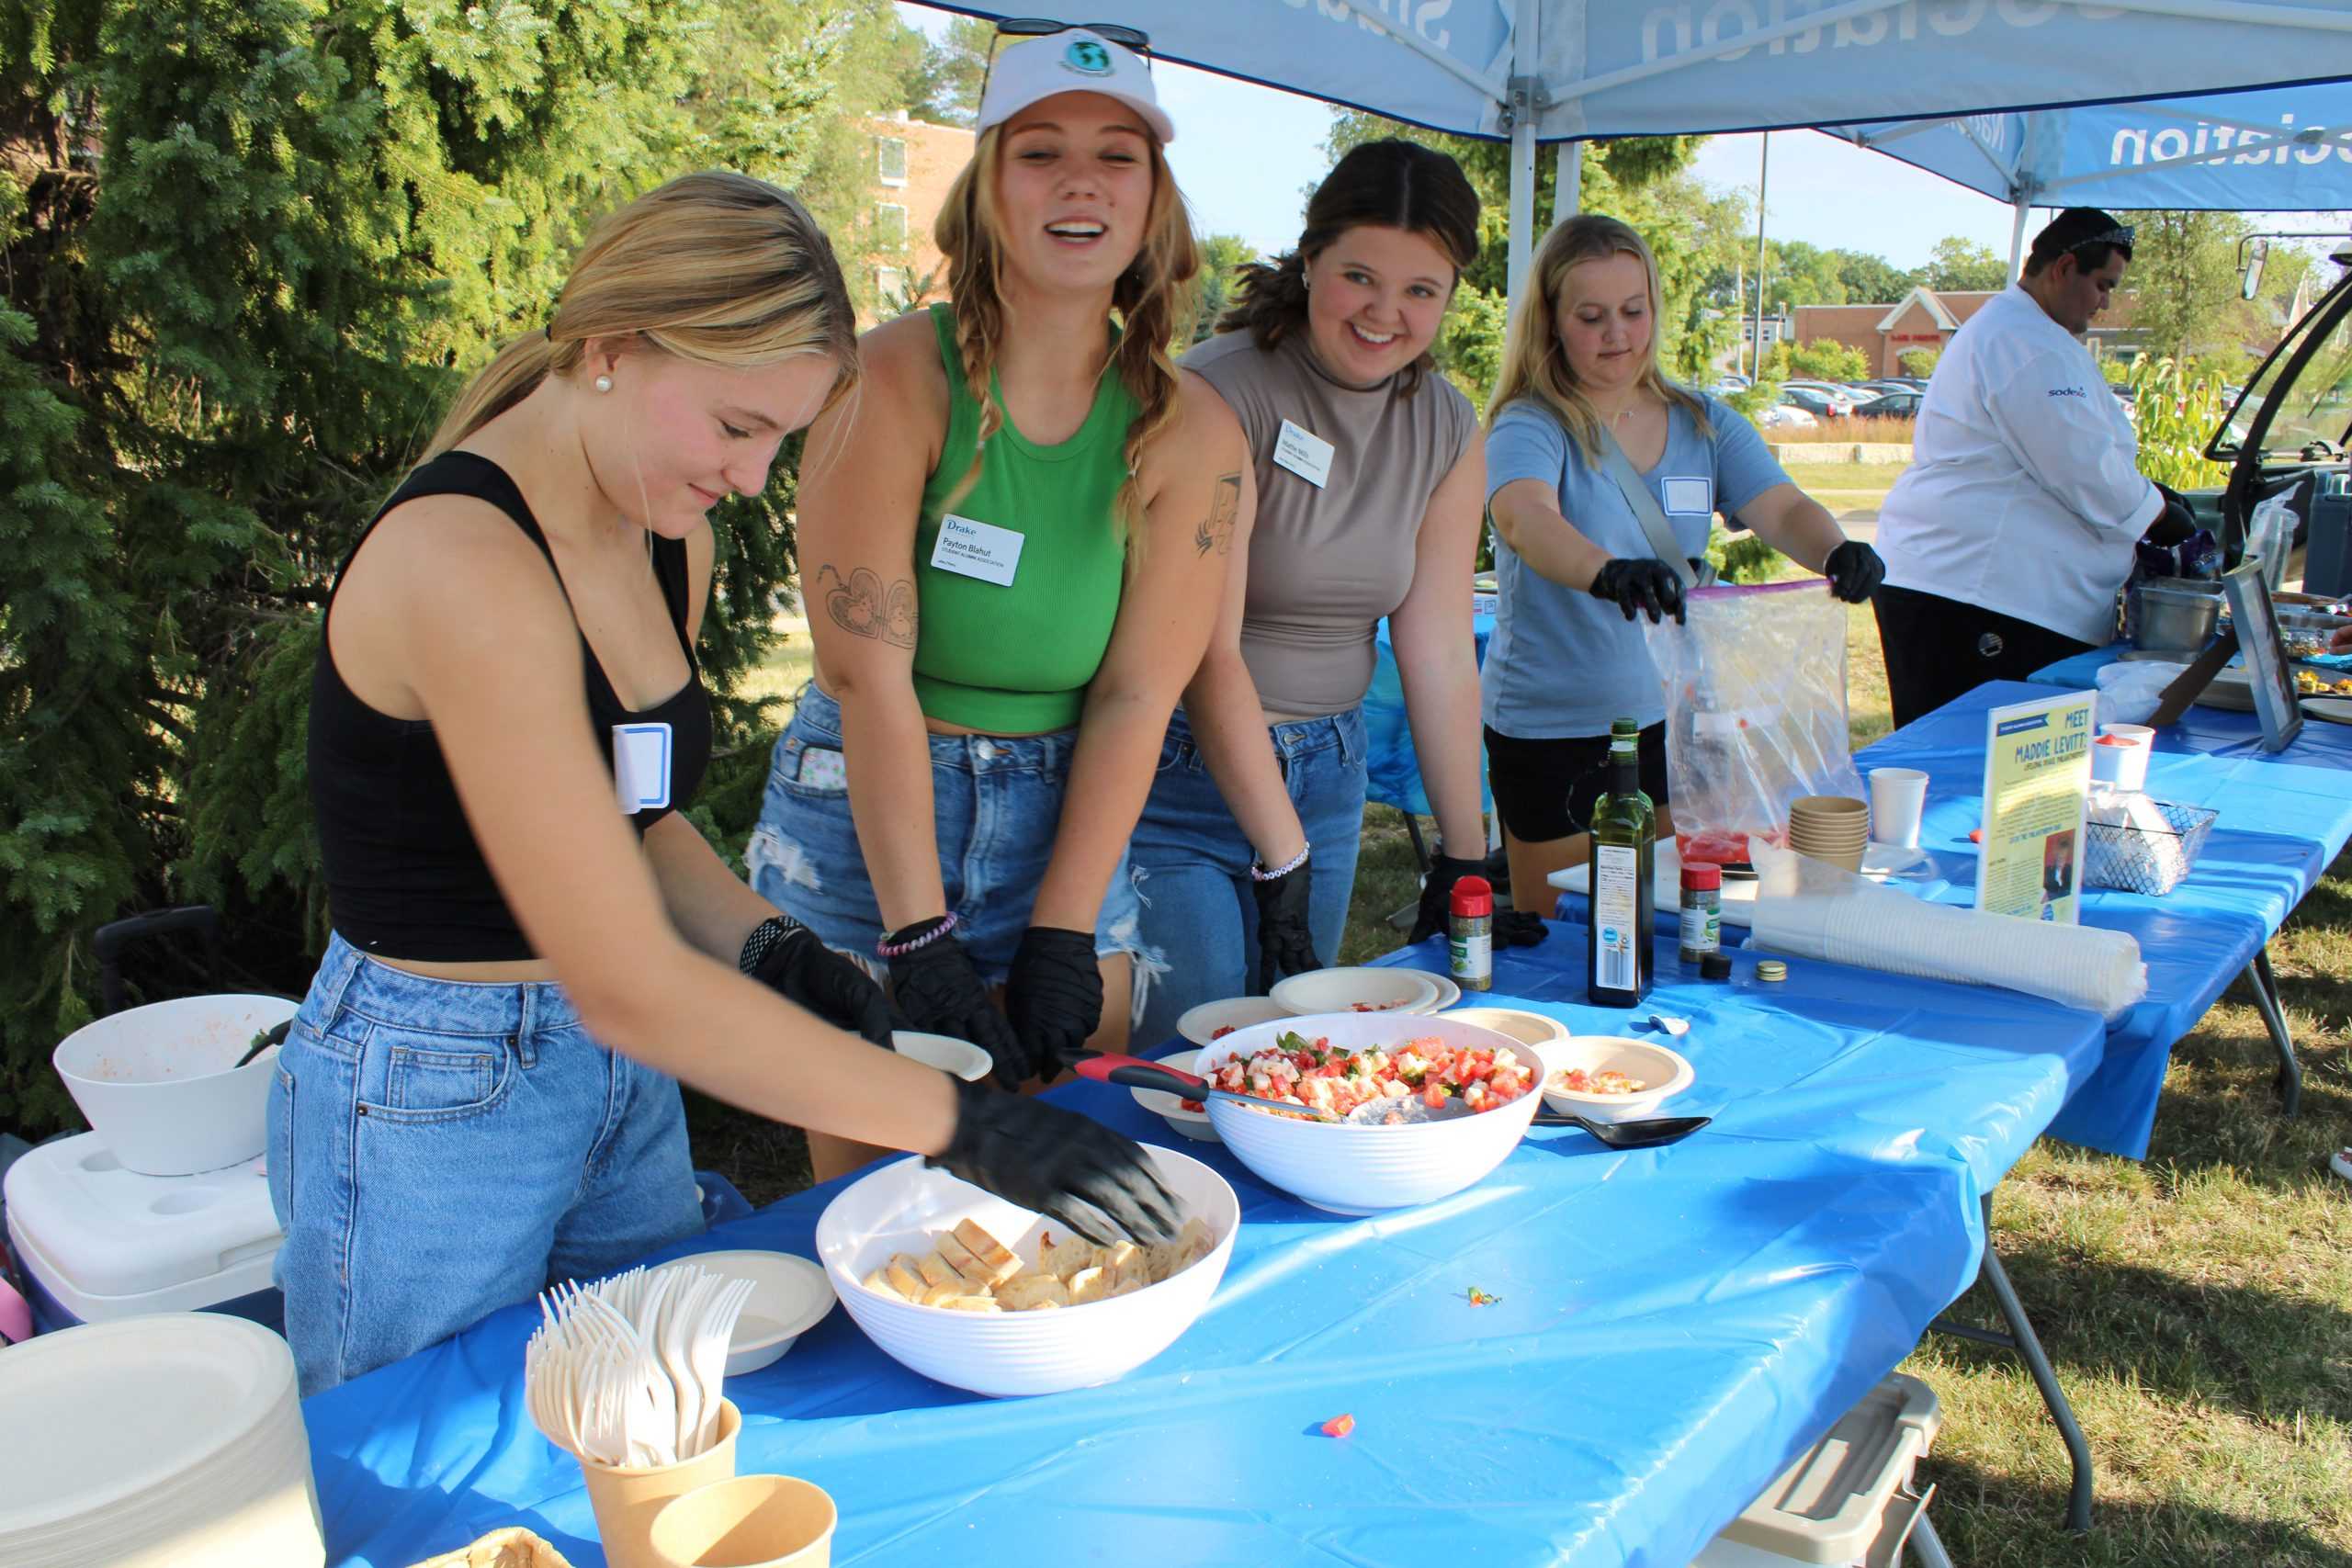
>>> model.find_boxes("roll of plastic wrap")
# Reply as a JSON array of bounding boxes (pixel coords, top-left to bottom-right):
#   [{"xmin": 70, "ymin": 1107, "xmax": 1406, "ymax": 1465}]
[{"xmin": 1746, "ymin": 844, "xmax": 2147, "ymax": 1018}]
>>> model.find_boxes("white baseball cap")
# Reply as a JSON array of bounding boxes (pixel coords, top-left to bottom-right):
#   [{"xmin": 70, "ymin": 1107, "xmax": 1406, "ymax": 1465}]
[{"xmin": 977, "ymin": 28, "xmax": 1174, "ymax": 145}]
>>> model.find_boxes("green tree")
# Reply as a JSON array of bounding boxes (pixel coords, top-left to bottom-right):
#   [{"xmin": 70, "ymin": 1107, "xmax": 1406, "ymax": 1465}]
[
  {"xmin": 1761, "ymin": 239, "xmax": 1847, "ymax": 313},
  {"xmin": 2120, "ymin": 209, "xmax": 2251, "ymax": 365},
  {"xmin": 1833, "ymin": 249, "xmax": 1916, "ymax": 305},
  {"xmin": 1921, "ymin": 235, "xmax": 2009, "ymax": 292},
  {"xmin": 1896, "ymin": 346, "xmax": 1941, "ymax": 378},
  {"xmin": 0, "ymin": 0, "xmax": 919, "ymax": 1133},
  {"xmin": 1783, "ymin": 339, "xmax": 1871, "ymax": 382},
  {"xmin": 903, "ymin": 16, "xmax": 991, "ymax": 128},
  {"xmin": 1194, "ymin": 232, "xmax": 1260, "ymax": 344}
]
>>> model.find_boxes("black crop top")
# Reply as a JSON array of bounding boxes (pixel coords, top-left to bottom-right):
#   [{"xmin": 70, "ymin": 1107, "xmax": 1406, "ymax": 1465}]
[{"xmin": 309, "ymin": 452, "xmax": 713, "ymax": 962}]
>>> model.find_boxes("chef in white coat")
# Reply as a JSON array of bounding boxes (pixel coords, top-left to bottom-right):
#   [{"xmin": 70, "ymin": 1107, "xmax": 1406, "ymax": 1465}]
[{"xmin": 1873, "ymin": 207, "xmax": 2194, "ymax": 727}]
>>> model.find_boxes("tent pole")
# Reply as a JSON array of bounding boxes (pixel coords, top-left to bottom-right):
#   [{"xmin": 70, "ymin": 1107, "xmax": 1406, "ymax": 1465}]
[
  {"xmin": 1504, "ymin": 0, "xmax": 1541, "ymax": 300},
  {"xmin": 1556, "ymin": 141, "xmax": 1582, "ymax": 220},
  {"xmin": 2009, "ymin": 195, "xmax": 2032, "ymax": 276},
  {"xmin": 1752, "ymin": 133, "xmax": 1771, "ymax": 377}
]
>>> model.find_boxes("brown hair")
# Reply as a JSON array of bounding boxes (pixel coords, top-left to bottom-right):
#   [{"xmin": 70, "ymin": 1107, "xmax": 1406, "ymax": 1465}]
[
  {"xmin": 932, "ymin": 122, "xmax": 1199, "ymax": 547},
  {"xmin": 1487, "ymin": 213, "xmax": 1710, "ymax": 457},
  {"xmin": 1217, "ymin": 139, "xmax": 1479, "ymax": 395},
  {"xmin": 421, "ymin": 171, "xmax": 857, "ymax": 460}
]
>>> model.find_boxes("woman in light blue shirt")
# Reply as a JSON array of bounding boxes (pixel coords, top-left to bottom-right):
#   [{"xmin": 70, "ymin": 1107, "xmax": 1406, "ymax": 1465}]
[{"xmin": 1481, "ymin": 215, "xmax": 1882, "ymax": 897}]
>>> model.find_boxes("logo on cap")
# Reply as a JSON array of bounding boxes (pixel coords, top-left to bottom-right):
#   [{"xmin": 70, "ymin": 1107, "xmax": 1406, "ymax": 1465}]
[{"xmin": 1061, "ymin": 38, "xmax": 1113, "ymax": 75}]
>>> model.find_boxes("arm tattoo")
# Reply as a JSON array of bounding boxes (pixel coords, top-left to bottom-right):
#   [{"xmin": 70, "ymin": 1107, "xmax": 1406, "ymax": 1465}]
[
  {"xmin": 815, "ymin": 563, "xmax": 917, "ymax": 649},
  {"xmin": 1196, "ymin": 471, "xmax": 1241, "ymax": 558}
]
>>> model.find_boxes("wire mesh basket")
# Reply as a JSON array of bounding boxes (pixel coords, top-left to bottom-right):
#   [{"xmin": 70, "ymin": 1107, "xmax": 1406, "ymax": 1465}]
[{"xmin": 2083, "ymin": 799, "xmax": 2218, "ymax": 896}]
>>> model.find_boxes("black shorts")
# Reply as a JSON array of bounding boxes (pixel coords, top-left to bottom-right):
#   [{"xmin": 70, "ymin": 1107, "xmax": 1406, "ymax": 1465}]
[{"xmin": 1483, "ymin": 721, "xmax": 1670, "ymax": 843}]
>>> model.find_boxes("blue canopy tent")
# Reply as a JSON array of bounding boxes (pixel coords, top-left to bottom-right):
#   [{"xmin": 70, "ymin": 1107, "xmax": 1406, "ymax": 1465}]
[
  {"xmin": 918, "ymin": 1, "xmax": 2352, "ymax": 295},
  {"xmin": 1822, "ymin": 85, "xmax": 2352, "ymax": 268}
]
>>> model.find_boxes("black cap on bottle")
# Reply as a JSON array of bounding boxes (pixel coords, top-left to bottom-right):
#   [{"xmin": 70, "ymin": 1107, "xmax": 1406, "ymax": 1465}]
[{"xmin": 1701, "ymin": 953, "xmax": 1732, "ymax": 981}]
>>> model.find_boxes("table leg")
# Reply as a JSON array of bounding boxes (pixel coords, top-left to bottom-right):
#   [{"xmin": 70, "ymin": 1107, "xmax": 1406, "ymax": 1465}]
[
  {"xmin": 1928, "ymin": 1193, "xmax": 2094, "ymax": 1533},
  {"xmin": 1907, "ymin": 1513, "xmax": 1955, "ymax": 1568},
  {"xmin": 2244, "ymin": 946, "xmax": 2301, "ymax": 1117}
]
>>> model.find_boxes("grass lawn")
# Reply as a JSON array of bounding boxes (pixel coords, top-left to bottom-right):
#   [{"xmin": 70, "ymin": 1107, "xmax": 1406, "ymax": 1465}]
[{"xmin": 702, "ymin": 592, "xmax": 2352, "ymax": 1562}]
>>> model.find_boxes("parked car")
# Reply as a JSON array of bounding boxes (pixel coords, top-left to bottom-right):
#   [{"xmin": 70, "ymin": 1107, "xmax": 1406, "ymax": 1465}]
[
  {"xmin": 1757, "ymin": 402, "xmax": 1818, "ymax": 430},
  {"xmin": 1853, "ymin": 390, "xmax": 1921, "ymax": 420},
  {"xmin": 1779, "ymin": 385, "xmax": 1855, "ymax": 421},
  {"xmin": 1854, "ymin": 379, "xmax": 1916, "ymax": 399}
]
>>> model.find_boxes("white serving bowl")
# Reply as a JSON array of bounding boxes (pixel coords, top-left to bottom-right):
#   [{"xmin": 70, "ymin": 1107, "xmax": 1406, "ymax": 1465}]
[
  {"xmin": 1128, "ymin": 1047, "xmax": 1217, "ymax": 1142},
  {"xmin": 1173, "ymin": 996, "xmax": 1294, "ymax": 1047},
  {"xmin": 814, "ymin": 1147, "xmax": 1238, "ymax": 1398},
  {"xmin": 1531, "ymin": 1036, "xmax": 1694, "ymax": 1124},
  {"xmin": 1268, "ymin": 966, "xmax": 1438, "ymax": 1018},
  {"xmin": 1443, "ymin": 1007, "xmax": 1569, "ymax": 1049},
  {"xmin": 51, "ymin": 995, "xmax": 299, "ymax": 1176},
  {"xmin": 889, "ymin": 1031, "xmax": 992, "ymax": 1082},
  {"xmin": 685, "ymin": 1250, "xmax": 839, "ymax": 1377},
  {"xmin": 1197, "ymin": 1012, "xmax": 1542, "ymax": 1215}
]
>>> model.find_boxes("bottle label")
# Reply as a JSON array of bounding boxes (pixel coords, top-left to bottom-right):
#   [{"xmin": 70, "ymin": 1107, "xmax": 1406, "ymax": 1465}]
[
  {"xmin": 1593, "ymin": 844, "xmax": 1640, "ymax": 993},
  {"xmin": 1450, "ymin": 931, "xmax": 1492, "ymax": 987},
  {"xmin": 1679, "ymin": 902, "xmax": 1714, "ymax": 954}
]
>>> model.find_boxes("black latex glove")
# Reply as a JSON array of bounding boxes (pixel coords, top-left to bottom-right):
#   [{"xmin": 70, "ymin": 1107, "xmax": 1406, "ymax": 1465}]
[
  {"xmin": 745, "ymin": 920, "xmax": 896, "ymax": 1046},
  {"xmin": 1408, "ymin": 853, "xmax": 1487, "ymax": 945},
  {"xmin": 2145, "ymin": 483, "xmax": 2198, "ymax": 547},
  {"xmin": 1494, "ymin": 908, "xmax": 1550, "ymax": 947},
  {"xmin": 1004, "ymin": 926, "xmax": 1103, "ymax": 1083},
  {"xmin": 1250, "ymin": 858, "xmax": 1318, "ymax": 987},
  {"xmin": 930, "ymin": 1076, "xmax": 1181, "ymax": 1246},
  {"xmin": 1589, "ymin": 558, "xmax": 1687, "ymax": 625},
  {"xmin": 1823, "ymin": 539, "xmax": 1886, "ymax": 604},
  {"xmin": 889, "ymin": 932, "xmax": 1027, "ymax": 1089}
]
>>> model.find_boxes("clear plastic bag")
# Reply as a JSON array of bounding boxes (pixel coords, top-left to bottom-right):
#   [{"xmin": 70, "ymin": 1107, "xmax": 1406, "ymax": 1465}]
[{"xmin": 1643, "ymin": 581, "xmax": 1864, "ymax": 866}]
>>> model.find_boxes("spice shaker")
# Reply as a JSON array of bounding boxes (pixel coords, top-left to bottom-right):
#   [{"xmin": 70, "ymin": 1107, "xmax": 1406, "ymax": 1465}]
[
  {"xmin": 1679, "ymin": 861, "xmax": 1722, "ymax": 964},
  {"xmin": 1449, "ymin": 875, "xmax": 1494, "ymax": 992}
]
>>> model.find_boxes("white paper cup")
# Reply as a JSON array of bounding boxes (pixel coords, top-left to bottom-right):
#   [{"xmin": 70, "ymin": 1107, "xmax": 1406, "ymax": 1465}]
[
  {"xmin": 1866, "ymin": 768, "xmax": 1928, "ymax": 849},
  {"xmin": 2091, "ymin": 734, "xmax": 2150, "ymax": 792}
]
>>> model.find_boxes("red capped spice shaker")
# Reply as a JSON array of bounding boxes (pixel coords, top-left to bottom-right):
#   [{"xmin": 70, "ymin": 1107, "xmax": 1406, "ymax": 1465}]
[
  {"xmin": 1448, "ymin": 874, "xmax": 1494, "ymax": 992},
  {"xmin": 1679, "ymin": 861, "xmax": 1722, "ymax": 964}
]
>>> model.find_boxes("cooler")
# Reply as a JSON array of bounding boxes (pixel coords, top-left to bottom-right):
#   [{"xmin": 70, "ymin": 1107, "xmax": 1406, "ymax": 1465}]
[
  {"xmin": 1691, "ymin": 1374, "xmax": 1945, "ymax": 1568},
  {"xmin": 2, "ymin": 1131, "xmax": 284, "ymax": 1336}
]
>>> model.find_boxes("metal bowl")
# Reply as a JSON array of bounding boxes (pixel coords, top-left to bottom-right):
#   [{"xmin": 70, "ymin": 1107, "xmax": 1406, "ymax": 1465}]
[{"xmin": 2128, "ymin": 580, "xmax": 2222, "ymax": 653}]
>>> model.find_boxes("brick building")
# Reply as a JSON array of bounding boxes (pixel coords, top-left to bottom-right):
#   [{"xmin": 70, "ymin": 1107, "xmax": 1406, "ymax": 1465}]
[
  {"xmin": 1792, "ymin": 287, "xmax": 2000, "ymax": 377},
  {"xmin": 856, "ymin": 111, "xmax": 975, "ymax": 322}
]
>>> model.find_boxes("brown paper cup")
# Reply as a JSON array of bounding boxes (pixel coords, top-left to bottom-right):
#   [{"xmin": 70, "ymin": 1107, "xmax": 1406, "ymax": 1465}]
[
  {"xmin": 580, "ymin": 1400, "xmax": 742, "ymax": 1568},
  {"xmin": 1792, "ymin": 840, "xmax": 1866, "ymax": 872},
  {"xmin": 650, "ymin": 1474, "xmax": 838, "ymax": 1568}
]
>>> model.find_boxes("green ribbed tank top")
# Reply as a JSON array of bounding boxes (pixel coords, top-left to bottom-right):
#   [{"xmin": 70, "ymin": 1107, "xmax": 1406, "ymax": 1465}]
[{"xmin": 912, "ymin": 303, "xmax": 1136, "ymax": 733}]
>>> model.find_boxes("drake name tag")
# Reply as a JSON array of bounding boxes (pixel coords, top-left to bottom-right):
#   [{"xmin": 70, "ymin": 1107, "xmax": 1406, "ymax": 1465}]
[
  {"xmin": 931, "ymin": 513, "xmax": 1023, "ymax": 587},
  {"xmin": 1662, "ymin": 476, "xmax": 1713, "ymax": 516},
  {"xmin": 613, "ymin": 723, "xmax": 673, "ymax": 814},
  {"xmin": 1273, "ymin": 419, "xmax": 1335, "ymax": 488}
]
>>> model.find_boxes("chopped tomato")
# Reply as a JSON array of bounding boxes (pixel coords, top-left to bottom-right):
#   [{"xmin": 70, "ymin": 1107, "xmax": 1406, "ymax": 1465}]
[{"xmin": 1321, "ymin": 1413, "xmax": 1356, "ymax": 1438}]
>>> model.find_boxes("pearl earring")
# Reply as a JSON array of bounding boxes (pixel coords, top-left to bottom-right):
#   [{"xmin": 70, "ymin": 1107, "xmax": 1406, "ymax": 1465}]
[{"xmin": 594, "ymin": 374, "xmax": 614, "ymax": 393}]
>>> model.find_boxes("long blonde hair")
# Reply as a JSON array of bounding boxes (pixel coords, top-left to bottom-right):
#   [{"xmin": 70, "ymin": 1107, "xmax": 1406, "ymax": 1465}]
[
  {"xmin": 932, "ymin": 122, "xmax": 1199, "ymax": 547},
  {"xmin": 1486, "ymin": 214, "xmax": 1708, "ymax": 457},
  {"xmin": 422, "ymin": 171, "xmax": 858, "ymax": 460}
]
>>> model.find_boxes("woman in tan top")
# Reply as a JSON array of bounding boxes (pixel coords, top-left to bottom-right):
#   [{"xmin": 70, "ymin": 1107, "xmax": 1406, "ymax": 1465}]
[{"xmin": 1129, "ymin": 140, "xmax": 1544, "ymax": 1044}]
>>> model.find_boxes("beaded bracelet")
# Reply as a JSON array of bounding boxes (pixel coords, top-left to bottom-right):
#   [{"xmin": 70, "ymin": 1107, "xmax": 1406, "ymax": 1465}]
[
  {"xmin": 876, "ymin": 911, "xmax": 958, "ymax": 959},
  {"xmin": 1250, "ymin": 842, "xmax": 1311, "ymax": 883}
]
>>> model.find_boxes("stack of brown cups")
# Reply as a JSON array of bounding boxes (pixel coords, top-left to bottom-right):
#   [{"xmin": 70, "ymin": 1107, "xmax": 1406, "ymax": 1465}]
[{"xmin": 1787, "ymin": 796, "xmax": 1871, "ymax": 872}]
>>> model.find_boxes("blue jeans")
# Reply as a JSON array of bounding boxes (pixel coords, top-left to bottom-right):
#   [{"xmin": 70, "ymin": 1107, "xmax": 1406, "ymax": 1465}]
[
  {"xmin": 1128, "ymin": 705, "xmax": 1367, "ymax": 1048},
  {"xmin": 266, "ymin": 932, "xmax": 702, "ymax": 1396},
  {"xmin": 746, "ymin": 682, "xmax": 1148, "ymax": 987}
]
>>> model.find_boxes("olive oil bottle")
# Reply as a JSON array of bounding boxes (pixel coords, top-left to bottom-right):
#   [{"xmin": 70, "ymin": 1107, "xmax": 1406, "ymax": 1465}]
[
  {"xmin": 1587, "ymin": 717, "xmax": 1653, "ymax": 826},
  {"xmin": 1587, "ymin": 744, "xmax": 1656, "ymax": 1007}
]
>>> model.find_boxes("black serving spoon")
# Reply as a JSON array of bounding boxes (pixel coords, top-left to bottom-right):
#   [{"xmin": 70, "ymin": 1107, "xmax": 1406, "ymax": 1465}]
[{"xmin": 1531, "ymin": 1108, "xmax": 1711, "ymax": 1148}]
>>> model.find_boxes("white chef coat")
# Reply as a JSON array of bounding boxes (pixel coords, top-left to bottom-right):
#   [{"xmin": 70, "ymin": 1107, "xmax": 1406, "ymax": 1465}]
[{"xmin": 1876, "ymin": 283, "xmax": 2163, "ymax": 645}]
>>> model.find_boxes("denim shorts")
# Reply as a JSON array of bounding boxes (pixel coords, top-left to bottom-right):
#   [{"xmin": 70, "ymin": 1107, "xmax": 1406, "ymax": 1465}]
[
  {"xmin": 1127, "ymin": 705, "xmax": 1368, "ymax": 1047},
  {"xmin": 746, "ymin": 682, "xmax": 1149, "ymax": 987},
  {"xmin": 266, "ymin": 931, "xmax": 702, "ymax": 1396}
]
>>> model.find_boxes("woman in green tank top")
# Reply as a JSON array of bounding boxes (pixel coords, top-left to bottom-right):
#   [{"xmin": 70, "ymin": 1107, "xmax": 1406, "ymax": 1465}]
[{"xmin": 749, "ymin": 27, "xmax": 1243, "ymax": 1178}]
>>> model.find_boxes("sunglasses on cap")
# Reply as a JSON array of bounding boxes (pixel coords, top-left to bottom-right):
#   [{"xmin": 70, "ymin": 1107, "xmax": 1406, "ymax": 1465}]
[
  {"xmin": 980, "ymin": 18, "xmax": 1155, "ymax": 107},
  {"xmin": 2069, "ymin": 224, "xmax": 2135, "ymax": 255}
]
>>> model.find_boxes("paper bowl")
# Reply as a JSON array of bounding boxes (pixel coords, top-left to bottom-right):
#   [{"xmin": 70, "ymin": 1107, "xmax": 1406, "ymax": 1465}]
[
  {"xmin": 1173, "ymin": 996, "xmax": 1295, "ymax": 1048},
  {"xmin": 677, "ymin": 1251, "xmax": 839, "ymax": 1377},
  {"xmin": 889, "ymin": 1032, "xmax": 992, "ymax": 1082},
  {"xmin": 1128, "ymin": 1047, "xmax": 1217, "ymax": 1142},
  {"xmin": 51, "ymin": 994, "xmax": 299, "ymax": 1176},
  {"xmin": 1268, "ymin": 966, "xmax": 1438, "ymax": 1018},
  {"xmin": 1442, "ymin": 1008, "xmax": 1570, "ymax": 1049},
  {"xmin": 814, "ymin": 1147, "xmax": 1238, "ymax": 1398},
  {"xmin": 1532, "ymin": 1036, "xmax": 1694, "ymax": 1124},
  {"xmin": 1195, "ymin": 1012, "xmax": 1542, "ymax": 1215}
]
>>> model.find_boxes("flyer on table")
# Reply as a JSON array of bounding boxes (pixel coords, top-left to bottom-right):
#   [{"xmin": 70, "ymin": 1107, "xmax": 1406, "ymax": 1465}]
[{"xmin": 1977, "ymin": 692, "xmax": 2094, "ymax": 925}]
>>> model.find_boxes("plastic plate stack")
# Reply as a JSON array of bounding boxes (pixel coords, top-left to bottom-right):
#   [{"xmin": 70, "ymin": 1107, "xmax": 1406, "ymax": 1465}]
[{"xmin": 0, "ymin": 1314, "xmax": 324, "ymax": 1567}]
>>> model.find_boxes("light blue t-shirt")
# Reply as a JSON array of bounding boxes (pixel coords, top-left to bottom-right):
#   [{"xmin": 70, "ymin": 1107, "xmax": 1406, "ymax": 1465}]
[{"xmin": 1481, "ymin": 392, "xmax": 1789, "ymax": 739}]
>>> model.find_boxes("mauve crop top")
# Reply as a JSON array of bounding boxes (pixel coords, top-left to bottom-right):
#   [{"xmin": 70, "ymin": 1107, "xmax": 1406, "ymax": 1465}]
[{"xmin": 308, "ymin": 452, "xmax": 711, "ymax": 962}]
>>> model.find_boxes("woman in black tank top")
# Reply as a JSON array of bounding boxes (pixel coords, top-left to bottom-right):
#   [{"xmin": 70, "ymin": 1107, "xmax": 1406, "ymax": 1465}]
[{"xmin": 272, "ymin": 172, "xmax": 1180, "ymax": 1396}]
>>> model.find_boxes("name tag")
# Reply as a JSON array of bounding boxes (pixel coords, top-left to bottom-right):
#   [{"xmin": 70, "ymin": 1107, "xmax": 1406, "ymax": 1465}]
[
  {"xmin": 614, "ymin": 723, "xmax": 673, "ymax": 814},
  {"xmin": 1661, "ymin": 476, "xmax": 1713, "ymax": 516},
  {"xmin": 1273, "ymin": 419, "xmax": 1335, "ymax": 488},
  {"xmin": 930, "ymin": 513, "xmax": 1023, "ymax": 587}
]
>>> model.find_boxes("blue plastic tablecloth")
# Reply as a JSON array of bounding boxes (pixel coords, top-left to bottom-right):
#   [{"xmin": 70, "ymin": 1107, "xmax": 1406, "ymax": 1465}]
[
  {"xmin": 301, "ymin": 927, "xmax": 2107, "ymax": 1568},
  {"xmin": 1364, "ymin": 614, "xmax": 1494, "ymax": 818}
]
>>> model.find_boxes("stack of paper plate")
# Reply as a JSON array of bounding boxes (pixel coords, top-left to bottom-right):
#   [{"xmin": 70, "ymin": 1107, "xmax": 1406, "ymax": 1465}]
[{"xmin": 0, "ymin": 1314, "xmax": 324, "ymax": 1567}]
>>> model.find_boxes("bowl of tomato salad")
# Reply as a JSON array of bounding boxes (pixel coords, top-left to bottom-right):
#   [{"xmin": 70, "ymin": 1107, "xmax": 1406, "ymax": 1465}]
[
  {"xmin": 1527, "ymin": 1036, "xmax": 1694, "ymax": 1124},
  {"xmin": 1191, "ymin": 1014, "xmax": 1544, "ymax": 1215}
]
